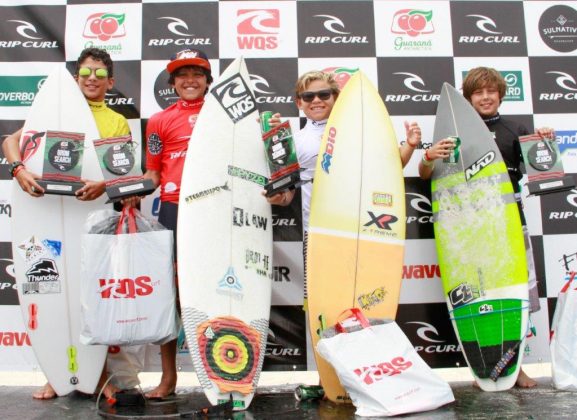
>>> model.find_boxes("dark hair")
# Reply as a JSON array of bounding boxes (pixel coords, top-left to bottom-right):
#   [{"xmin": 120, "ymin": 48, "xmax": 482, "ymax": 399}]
[
  {"xmin": 167, "ymin": 65, "xmax": 213, "ymax": 91},
  {"xmin": 75, "ymin": 48, "xmax": 114, "ymax": 78}
]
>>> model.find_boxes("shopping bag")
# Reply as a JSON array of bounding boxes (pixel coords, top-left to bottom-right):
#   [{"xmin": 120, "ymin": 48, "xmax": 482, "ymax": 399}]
[
  {"xmin": 317, "ymin": 309, "xmax": 454, "ymax": 417},
  {"xmin": 80, "ymin": 207, "xmax": 178, "ymax": 346},
  {"xmin": 550, "ymin": 271, "xmax": 577, "ymax": 391}
]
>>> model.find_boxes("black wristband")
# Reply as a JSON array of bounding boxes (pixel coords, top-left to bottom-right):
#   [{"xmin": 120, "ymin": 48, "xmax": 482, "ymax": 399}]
[{"xmin": 9, "ymin": 161, "xmax": 24, "ymax": 177}]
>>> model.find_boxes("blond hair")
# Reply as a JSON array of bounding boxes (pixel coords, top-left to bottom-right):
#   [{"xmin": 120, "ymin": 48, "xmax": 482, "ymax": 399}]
[{"xmin": 294, "ymin": 71, "xmax": 340, "ymax": 98}]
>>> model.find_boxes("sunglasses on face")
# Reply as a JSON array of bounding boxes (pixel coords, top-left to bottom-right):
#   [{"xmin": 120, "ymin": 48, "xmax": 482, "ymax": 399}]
[
  {"xmin": 78, "ymin": 67, "xmax": 109, "ymax": 79},
  {"xmin": 299, "ymin": 89, "xmax": 334, "ymax": 102}
]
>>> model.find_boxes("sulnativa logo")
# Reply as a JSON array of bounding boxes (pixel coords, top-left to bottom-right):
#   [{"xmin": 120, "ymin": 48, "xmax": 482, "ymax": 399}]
[
  {"xmin": 212, "ymin": 74, "xmax": 256, "ymax": 122},
  {"xmin": 539, "ymin": 5, "xmax": 577, "ymax": 53},
  {"xmin": 0, "ymin": 76, "xmax": 45, "ymax": 106}
]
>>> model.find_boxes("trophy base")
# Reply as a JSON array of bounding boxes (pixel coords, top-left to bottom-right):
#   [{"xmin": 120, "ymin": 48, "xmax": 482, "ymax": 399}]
[
  {"xmin": 105, "ymin": 178, "xmax": 156, "ymax": 203},
  {"xmin": 37, "ymin": 180, "xmax": 84, "ymax": 196},
  {"xmin": 265, "ymin": 171, "xmax": 302, "ymax": 197},
  {"xmin": 527, "ymin": 174, "xmax": 575, "ymax": 196}
]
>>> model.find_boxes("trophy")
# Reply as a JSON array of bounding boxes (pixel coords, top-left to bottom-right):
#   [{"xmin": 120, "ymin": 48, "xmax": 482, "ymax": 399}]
[
  {"xmin": 519, "ymin": 133, "xmax": 574, "ymax": 196},
  {"xmin": 93, "ymin": 135, "xmax": 155, "ymax": 203},
  {"xmin": 36, "ymin": 130, "xmax": 85, "ymax": 195},
  {"xmin": 260, "ymin": 111, "xmax": 302, "ymax": 196}
]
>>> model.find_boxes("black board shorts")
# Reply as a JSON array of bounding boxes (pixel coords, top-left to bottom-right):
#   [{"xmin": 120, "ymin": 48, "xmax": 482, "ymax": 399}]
[{"xmin": 158, "ymin": 201, "xmax": 179, "ymax": 259}]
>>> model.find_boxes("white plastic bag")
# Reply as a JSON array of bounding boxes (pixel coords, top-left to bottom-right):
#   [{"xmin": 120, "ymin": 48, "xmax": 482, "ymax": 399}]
[
  {"xmin": 80, "ymin": 207, "xmax": 178, "ymax": 346},
  {"xmin": 550, "ymin": 272, "xmax": 577, "ymax": 391},
  {"xmin": 317, "ymin": 309, "xmax": 454, "ymax": 417}
]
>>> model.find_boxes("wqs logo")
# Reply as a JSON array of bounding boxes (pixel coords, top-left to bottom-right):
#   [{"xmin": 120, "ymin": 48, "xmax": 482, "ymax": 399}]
[{"xmin": 212, "ymin": 74, "xmax": 256, "ymax": 122}]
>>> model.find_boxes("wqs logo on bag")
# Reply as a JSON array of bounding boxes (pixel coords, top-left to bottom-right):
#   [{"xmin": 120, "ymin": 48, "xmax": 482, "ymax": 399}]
[
  {"xmin": 353, "ymin": 356, "xmax": 413, "ymax": 385},
  {"xmin": 98, "ymin": 276, "xmax": 154, "ymax": 299}
]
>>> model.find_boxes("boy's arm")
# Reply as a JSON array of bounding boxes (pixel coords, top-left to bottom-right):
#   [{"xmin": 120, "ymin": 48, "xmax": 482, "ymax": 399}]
[
  {"xmin": 2, "ymin": 128, "xmax": 44, "ymax": 196},
  {"xmin": 399, "ymin": 121, "xmax": 421, "ymax": 167},
  {"xmin": 418, "ymin": 138, "xmax": 456, "ymax": 180}
]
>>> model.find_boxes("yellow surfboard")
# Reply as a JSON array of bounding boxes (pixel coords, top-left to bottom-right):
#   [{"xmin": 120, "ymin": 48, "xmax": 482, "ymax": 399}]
[{"xmin": 307, "ymin": 71, "xmax": 406, "ymax": 403}]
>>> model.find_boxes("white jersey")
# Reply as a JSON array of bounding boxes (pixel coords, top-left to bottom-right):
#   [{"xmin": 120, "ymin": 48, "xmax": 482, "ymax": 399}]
[{"xmin": 295, "ymin": 118, "xmax": 327, "ymax": 232}]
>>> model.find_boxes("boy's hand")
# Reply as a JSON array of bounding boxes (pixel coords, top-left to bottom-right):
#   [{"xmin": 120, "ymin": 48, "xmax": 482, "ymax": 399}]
[
  {"xmin": 535, "ymin": 127, "xmax": 555, "ymax": 140},
  {"xmin": 261, "ymin": 189, "xmax": 294, "ymax": 206},
  {"xmin": 76, "ymin": 180, "xmax": 105, "ymax": 201},
  {"xmin": 405, "ymin": 121, "xmax": 422, "ymax": 147}
]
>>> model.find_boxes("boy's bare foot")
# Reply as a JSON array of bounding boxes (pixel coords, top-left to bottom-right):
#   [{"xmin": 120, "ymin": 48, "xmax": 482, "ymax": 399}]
[
  {"xmin": 145, "ymin": 378, "xmax": 176, "ymax": 399},
  {"xmin": 516, "ymin": 368, "xmax": 537, "ymax": 388},
  {"xmin": 32, "ymin": 383, "xmax": 56, "ymax": 399},
  {"xmin": 145, "ymin": 370, "xmax": 177, "ymax": 399}
]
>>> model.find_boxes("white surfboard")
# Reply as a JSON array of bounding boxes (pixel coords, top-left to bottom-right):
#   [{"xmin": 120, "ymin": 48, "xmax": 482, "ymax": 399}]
[
  {"xmin": 11, "ymin": 66, "xmax": 108, "ymax": 396},
  {"xmin": 177, "ymin": 58, "xmax": 272, "ymax": 410}
]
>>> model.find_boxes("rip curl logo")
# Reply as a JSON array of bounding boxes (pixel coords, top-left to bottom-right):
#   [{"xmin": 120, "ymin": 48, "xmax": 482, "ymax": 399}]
[
  {"xmin": 98, "ymin": 276, "xmax": 154, "ymax": 299},
  {"xmin": 19, "ymin": 130, "xmax": 44, "ymax": 163},
  {"xmin": 315, "ymin": 15, "xmax": 349, "ymax": 35},
  {"xmin": 8, "ymin": 20, "xmax": 42, "ymax": 40},
  {"xmin": 212, "ymin": 74, "xmax": 256, "ymax": 122},
  {"xmin": 353, "ymin": 357, "xmax": 413, "ymax": 385},
  {"xmin": 83, "ymin": 13, "xmax": 126, "ymax": 41},
  {"xmin": 158, "ymin": 17, "xmax": 193, "ymax": 37}
]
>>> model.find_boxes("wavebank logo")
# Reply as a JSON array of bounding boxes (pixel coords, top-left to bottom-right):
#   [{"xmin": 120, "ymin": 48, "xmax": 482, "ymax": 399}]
[{"xmin": 556, "ymin": 130, "xmax": 577, "ymax": 154}]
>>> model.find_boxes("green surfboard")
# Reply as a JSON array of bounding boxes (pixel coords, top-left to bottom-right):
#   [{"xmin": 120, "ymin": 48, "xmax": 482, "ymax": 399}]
[{"xmin": 431, "ymin": 83, "xmax": 529, "ymax": 391}]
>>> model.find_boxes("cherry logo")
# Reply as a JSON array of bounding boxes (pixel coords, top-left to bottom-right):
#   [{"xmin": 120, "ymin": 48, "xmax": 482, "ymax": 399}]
[
  {"xmin": 84, "ymin": 13, "xmax": 126, "ymax": 41},
  {"xmin": 322, "ymin": 66, "xmax": 357, "ymax": 90},
  {"xmin": 391, "ymin": 9, "xmax": 434, "ymax": 37}
]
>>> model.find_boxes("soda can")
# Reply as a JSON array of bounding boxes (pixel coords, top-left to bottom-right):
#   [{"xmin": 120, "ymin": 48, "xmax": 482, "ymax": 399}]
[
  {"xmin": 260, "ymin": 110, "xmax": 274, "ymax": 134},
  {"xmin": 443, "ymin": 136, "xmax": 461, "ymax": 164},
  {"xmin": 294, "ymin": 385, "xmax": 325, "ymax": 401}
]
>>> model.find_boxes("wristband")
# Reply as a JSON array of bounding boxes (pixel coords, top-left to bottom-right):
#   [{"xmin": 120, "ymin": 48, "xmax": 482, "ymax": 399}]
[
  {"xmin": 12, "ymin": 165, "xmax": 25, "ymax": 177},
  {"xmin": 422, "ymin": 150, "xmax": 434, "ymax": 167},
  {"xmin": 9, "ymin": 161, "xmax": 24, "ymax": 177}
]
